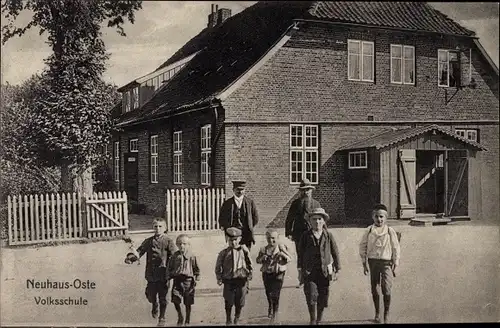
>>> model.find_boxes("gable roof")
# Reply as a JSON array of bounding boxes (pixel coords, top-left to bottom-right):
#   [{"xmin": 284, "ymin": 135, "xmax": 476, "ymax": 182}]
[
  {"xmin": 116, "ymin": 2, "xmax": 478, "ymax": 127},
  {"xmin": 338, "ymin": 124, "xmax": 486, "ymax": 151}
]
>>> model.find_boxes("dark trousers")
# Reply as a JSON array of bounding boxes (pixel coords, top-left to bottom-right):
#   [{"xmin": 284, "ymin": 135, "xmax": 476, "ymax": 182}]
[
  {"xmin": 223, "ymin": 278, "xmax": 249, "ymax": 308},
  {"xmin": 145, "ymin": 281, "xmax": 169, "ymax": 305},
  {"xmin": 262, "ymin": 272, "xmax": 284, "ymax": 305},
  {"xmin": 303, "ymin": 268, "xmax": 330, "ymax": 308}
]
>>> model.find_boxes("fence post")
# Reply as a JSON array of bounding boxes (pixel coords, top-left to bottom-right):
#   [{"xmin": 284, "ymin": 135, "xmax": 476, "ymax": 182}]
[
  {"xmin": 166, "ymin": 190, "xmax": 171, "ymax": 233},
  {"xmin": 7, "ymin": 196, "xmax": 12, "ymax": 245},
  {"xmin": 123, "ymin": 191, "xmax": 129, "ymax": 234}
]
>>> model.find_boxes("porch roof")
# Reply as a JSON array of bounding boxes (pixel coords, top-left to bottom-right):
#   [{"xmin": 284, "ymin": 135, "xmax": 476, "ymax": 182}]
[{"xmin": 338, "ymin": 124, "xmax": 486, "ymax": 151}]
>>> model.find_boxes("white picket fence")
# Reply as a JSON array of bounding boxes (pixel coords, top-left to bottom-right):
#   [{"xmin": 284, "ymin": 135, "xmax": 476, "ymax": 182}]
[
  {"xmin": 166, "ymin": 188, "xmax": 225, "ymax": 232},
  {"xmin": 7, "ymin": 191, "xmax": 128, "ymax": 246}
]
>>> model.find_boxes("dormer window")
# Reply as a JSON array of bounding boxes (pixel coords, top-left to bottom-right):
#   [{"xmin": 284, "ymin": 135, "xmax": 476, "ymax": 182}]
[
  {"xmin": 438, "ymin": 49, "xmax": 461, "ymax": 87},
  {"xmin": 122, "ymin": 92, "xmax": 131, "ymax": 113}
]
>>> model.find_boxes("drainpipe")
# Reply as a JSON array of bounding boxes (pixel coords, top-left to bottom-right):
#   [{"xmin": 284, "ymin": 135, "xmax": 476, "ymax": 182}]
[{"xmin": 210, "ymin": 103, "xmax": 224, "ymax": 188}]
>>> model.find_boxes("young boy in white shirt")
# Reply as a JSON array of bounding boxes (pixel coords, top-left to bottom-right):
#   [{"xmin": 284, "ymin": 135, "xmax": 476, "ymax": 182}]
[{"xmin": 359, "ymin": 204, "xmax": 401, "ymax": 324}]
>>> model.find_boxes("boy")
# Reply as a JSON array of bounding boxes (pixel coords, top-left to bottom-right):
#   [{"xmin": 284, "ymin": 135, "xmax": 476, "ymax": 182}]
[
  {"xmin": 166, "ymin": 234, "xmax": 200, "ymax": 326},
  {"xmin": 297, "ymin": 208, "xmax": 341, "ymax": 325},
  {"xmin": 215, "ymin": 227, "xmax": 253, "ymax": 325},
  {"xmin": 125, "ymin": 218, "xmax": 176, "ymax": 327},
  {"xmin": 359, "ymin": 204, "xmax": 401, "ymax": 324},
  {"xmin": 256, "ymin": 229, "xmax": 292, "ymax": 323}
]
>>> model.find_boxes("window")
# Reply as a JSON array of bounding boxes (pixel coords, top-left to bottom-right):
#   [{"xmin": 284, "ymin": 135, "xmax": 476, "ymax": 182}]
[
  {"xmin": 133, "ymin": 87, "xmax": 139, "ymax": 109},
  {"xmin": 114, "ymin": 141, "xmax": 120, "ymax": 182},
  {"xmin": 391, "ymin": 45, "xmax": 415, "ymax": 84},
  {"xmin": 129, "ymin": 139, "xmax": 138, "ymax": 152},
  {"xmin": 150, "ymin": 135, "xmax": 158, "ymax": 183},
  {"xmin": 348, "ymin": 151, "xmax": 368, "ymax": 169},
  {"xmin": 290, "ymin": 124, "xmax": 319, "ymax": 184},
  {"xmin": 455, "ymin": 128, "xmax": 479, "ymax": 142},
  {"xmin": 201, "ymin": 125, "xmax": 211, "ymax": 186},
  {"xmin": 173, "ymin": 131, "xmax": 182, "ymax": 184},
  {"xmin": 122, "ymin": 92, "xmax": 131, "ymax": 113},
  {"xmin": 438, "ymin": 49, "xmax": 461, "ymax": 87},
  {"xmin": 348, "ymin": 40, "xmax": 374, "ymax": 82}
]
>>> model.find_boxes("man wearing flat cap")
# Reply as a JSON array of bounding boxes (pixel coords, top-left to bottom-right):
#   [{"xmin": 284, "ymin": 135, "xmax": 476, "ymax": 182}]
[
  {"xmin": 285, "ymin": 178, "xmax": 321, "ymax": 257},
  {"xmin": 218, "ymin": 180, "xmax": 259, "ymax": 250}
]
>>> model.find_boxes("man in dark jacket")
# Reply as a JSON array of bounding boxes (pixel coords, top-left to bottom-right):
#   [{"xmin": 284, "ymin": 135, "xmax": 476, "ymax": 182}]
[
  {"xmin": 285, "ymin": 178, "xmax": 321, "ymax": 257},
  {"xmin": 218, "ymin": 180, "xmax": 259, "ymax": 250}
]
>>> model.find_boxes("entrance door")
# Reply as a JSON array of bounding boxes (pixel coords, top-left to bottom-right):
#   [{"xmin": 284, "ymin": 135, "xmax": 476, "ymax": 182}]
[
  {"xmin": 416, "ymin": 151, "xmax": 445, "ymax": 214},
  {"xmin": 124, "ymin": 152, "xmax": 138, "ymax": 203},
  {"xmin": 398, "ymin": 149, "xmax": 416, "ymax": 219},
  {"xmin": 446, "ymin": 150, "xmax": 468, "ymax": 217}
]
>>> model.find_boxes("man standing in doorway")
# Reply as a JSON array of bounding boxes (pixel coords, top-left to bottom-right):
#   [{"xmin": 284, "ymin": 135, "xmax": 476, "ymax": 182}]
[
  {"xmin": 285, "ymin": 178, "xmax": 321, "ymax": 262},
  {"xmin": 219, "ymin": 180, "xmax": 259, "ymax": 251}
]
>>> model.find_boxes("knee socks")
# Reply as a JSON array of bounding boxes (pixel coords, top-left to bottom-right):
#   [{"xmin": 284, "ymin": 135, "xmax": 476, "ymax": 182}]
[
  {"xmin": 159, "ymin": 302, "xmax": 167, "ymax": 320},
  {"xmin": 307, "ymin": 304, "xmax": 317, "ymax": 324},
  {"xmin": 185, "ymin": 305, "xmax": 192, "ymax": 324},
  {"xmin": 383, "ymin": 295, "xmax": 391, "ymax": 317},
  {"xmin": 372, "ymin": 292, "xmax": 380, "ymax": 316},
  {"xmin": 174, "ymin": 303, "xmax": 184, "ymax": 324},
  {"xmin": 225, "ymin": 305, "xmax": 232, "ymax": 324}
]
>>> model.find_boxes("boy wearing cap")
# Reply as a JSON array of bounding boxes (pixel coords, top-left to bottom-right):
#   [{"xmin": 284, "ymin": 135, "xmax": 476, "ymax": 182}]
[
  {"xmin": 166, "ymin": 234, "xmax": 200, "ymax": 326},
  {"xmin": 297, "ymin": 208, "xmax": 341, "ymax": 325},
  {"xmin": 125, "ymin": 218, "xmax": 176, "ymax": 327},
  {"xmin": 218, "ymin": 180, "xmax": 259, "ymax": 250},
  {"xmin": 359, "ymin": 204, "xmax": 401, "ymax": 324},
  {"xmin": 215, "ymin": 227, "xmax": 254, "ymax": 325}
]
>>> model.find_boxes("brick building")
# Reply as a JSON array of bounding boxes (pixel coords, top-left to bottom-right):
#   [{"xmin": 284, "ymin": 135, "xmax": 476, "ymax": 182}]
[{"xmin": 110, "ymin": 2, "xmax": 499, "ymax": 227}]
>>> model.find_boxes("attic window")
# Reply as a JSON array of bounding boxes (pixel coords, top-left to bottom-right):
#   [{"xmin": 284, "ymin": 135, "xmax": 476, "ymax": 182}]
[{"xmin": 438, "ymin": 49, "xmax": 461, "ymax": 87}]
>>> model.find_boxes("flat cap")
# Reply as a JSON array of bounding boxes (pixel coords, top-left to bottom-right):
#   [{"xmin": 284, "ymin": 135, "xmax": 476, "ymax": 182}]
[
  {"xmin": 226, "ymin": 227, "xmax": 242, "ymax": 237},
  {"xmin": 232, "ymin": 180, "xmax": 246, "ymax": 189}
]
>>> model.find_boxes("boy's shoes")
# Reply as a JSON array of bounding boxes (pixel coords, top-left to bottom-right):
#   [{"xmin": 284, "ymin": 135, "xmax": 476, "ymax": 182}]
[
  {"xmin": 177, "ymin": 318, "xmax": 184, "ymax": 326},
  {"xmin": 268, "ymin": 306, "xmax": 273, "ymax": 318},
  {"xmin": 383, "ymin": 314, "xmax": 390, "ymax": 324},
  {"xmin": 374, "ymin": 314, "xmax": 381, "ymax": 323},
  {"xmin": 225, "ymin": 319, "xmax": 232, "ymax": 325},
  {"xmin": 309, "ymin": 320, "xmax": 317, "ymax": 325},
  {"xmin": 157, "ymin": 318, "xmax": 166, "ymax": 327},
  {"xmin": 233, "ymin": 316, "xmax": 240, "ymax": 325}
]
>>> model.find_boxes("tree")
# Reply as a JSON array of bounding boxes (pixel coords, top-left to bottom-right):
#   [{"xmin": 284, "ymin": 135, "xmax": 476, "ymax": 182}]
[{"xmin": 1, "ymin": 0, "xmax": 141, "ymax": 194}]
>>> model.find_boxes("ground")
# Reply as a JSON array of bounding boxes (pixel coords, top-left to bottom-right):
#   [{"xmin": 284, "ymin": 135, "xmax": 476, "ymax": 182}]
[{"xmin": 1, "ymin": 223, "xmax": 499, "ymax": 325}]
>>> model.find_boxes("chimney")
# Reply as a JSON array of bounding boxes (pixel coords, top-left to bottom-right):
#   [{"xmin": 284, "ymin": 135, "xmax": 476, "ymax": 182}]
[
  {"xmin": 207, "ymin": 4, "xmax": 232, "ymax": 28},
  {"xmin": 207, "ymin": 4, "xmax": 217, "ymax": 28},
  {"xmin": 216, "ymin": 8, "xmax": 232, "ymax": 25}
]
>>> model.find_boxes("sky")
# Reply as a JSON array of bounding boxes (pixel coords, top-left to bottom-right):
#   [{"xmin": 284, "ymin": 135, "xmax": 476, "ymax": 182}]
[{"xmin": 1, "ymin": 1, "xmax": 498, "ymax": 87}]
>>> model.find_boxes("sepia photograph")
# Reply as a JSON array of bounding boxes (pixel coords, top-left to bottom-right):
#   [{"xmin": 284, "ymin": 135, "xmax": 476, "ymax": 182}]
[{"xmin": 1, "ymin": 1, "xmax": 499, "ymax": 326}]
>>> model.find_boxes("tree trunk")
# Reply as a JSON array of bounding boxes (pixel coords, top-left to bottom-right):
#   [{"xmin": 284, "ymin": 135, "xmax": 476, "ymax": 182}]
[{"xmin": 60, "ymin": 161, "xmax": 73, "ymax": 192}]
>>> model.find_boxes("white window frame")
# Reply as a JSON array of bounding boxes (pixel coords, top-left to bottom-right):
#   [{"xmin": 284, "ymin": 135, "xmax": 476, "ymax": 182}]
[
  {"xmin": 114, "ymin": 141, "xmax": 120, "ymax": 182},
  {"xmin": 290, "ymin": 124, "xmax": 319, "ymax": 184},
  {"xmin": 438, "ymin": 49, "xmax": 460, "ymax": 87},
  {"xmin": 173, "ymin": 131, "xmax": 182, "ymax": 185},
  {"xmin": 129, "ymin": 138, "xmax": 138, "ymax": 153},
  {"xmin": 455, "ymin": 128, "xmax": 478, "ymax": 142},
  {"xmin": 150, "ymin": 135, "xmax": 158, "ymax": 183},
  {"xmin": 348, "ymin": 39, "xmax": 374, "ymax": 82},
  {"xmin": 348, "ymin": 151, "xmax": 368, "ymax": 169},
  {"xmin": 200, "ymin": 125, "xmax": 212, "ymax": 186},
  {"xmin": 133, "ymin": 87, "xmax": 139, "ymax": 109},
  {"xmin": 390, "ymin": 44, "xmax": 415, "ymax": 85}
]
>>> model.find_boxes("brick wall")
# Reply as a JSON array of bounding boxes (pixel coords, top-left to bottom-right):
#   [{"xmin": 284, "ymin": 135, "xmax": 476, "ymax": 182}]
[
  {"xmin": 115, "ymin": 107, "xmax": 225, "ymax": 216},
  {"xmin": 222, "ymin": 23, "xmax": 499, "ymax": 226}
]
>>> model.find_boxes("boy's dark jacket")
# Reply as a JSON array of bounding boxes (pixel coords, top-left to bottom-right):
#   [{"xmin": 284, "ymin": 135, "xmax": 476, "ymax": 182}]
[
  {"xmin": 215, "ymin": 245, "xmax": 253, "ymax": 281},
  {"xmin": 136, "ymin": 234, "xmax": 176, "ymax": 282},
  {"xmin": 297, "ymin": 229, "xmax": 341, "ymax": 278}
]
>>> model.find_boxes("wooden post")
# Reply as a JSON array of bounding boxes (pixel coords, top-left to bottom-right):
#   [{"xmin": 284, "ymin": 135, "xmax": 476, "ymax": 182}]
[
  {"xmin": 7, "ymin": 196, "xmax": 12, "ymax": 245},
  {"xmin": 78, "ymin": 193, "xmax": 85, "ymax": 238},
  {"xmin": 34, "ymin": 194, "xmax": 40, "ymax": 242},
  {"xmin": 194, "ymin": 189, "xmax": 199, "ymax": 231},
  {"xmin": 24, "ymin": 195, "xmax": 29, "ymax": 241},
  {"xmin": 61, "ymin": 193, "xmax": 67, "ymax": 239},
  {"xmin": 166, "ymin": 191, "xmax": 171, "ymax": 233},
  {"xmin": 444, "ymin": 150, "xmax": 448, "ymax": 216},
  {"xmin": 180, "ymin": 189, "xmax": 185, "ymax": 231},
  {"xmin": 123, "ymin": 191, "xmax": 129, "ymax": 234}
]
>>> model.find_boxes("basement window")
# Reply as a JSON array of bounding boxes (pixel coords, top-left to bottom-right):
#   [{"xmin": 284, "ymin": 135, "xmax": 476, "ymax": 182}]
[{"xmin": 348, "ymin": 151, "xmax": 368, "ymax": 169}]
